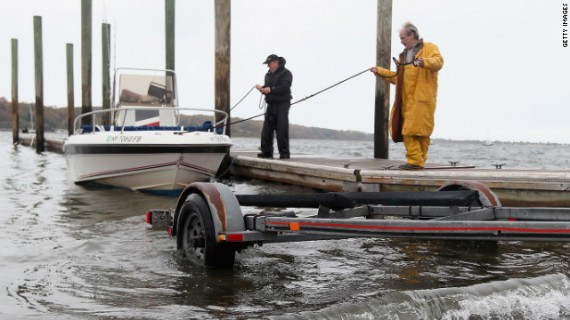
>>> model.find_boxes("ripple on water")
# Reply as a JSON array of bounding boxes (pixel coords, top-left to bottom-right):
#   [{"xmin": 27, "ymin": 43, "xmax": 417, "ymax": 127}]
[{"xmin": 270, "ymin": 274, "xmax": 570, "ymax": 320}]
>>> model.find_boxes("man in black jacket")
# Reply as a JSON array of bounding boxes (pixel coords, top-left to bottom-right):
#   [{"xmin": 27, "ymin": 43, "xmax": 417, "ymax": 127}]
[{"xmin": 256, "ymin": 54, "xmax": 293, "ymax": 159}]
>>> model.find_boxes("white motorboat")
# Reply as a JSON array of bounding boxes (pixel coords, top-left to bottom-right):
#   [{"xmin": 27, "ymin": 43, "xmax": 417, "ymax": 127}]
[{"xmin": 64, "ymin": 68, "xmax": 232, "ymax": 195}]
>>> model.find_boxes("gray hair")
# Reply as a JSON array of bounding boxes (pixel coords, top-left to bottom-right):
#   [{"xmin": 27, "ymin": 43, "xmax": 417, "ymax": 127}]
[{"xmin": 402, "ymin": 22, "xmax": 420, "ymax": 40}]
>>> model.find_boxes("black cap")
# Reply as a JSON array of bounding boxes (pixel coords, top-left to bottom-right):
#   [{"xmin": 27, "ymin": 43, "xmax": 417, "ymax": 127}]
[{"xmin": 263, "ymin": 54, "xmax": 279, "ymax": 64}]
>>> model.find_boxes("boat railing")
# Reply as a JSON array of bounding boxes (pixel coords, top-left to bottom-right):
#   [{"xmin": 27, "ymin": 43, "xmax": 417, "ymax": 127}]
[{"xmin": 73, "ymin": 106, "xmax": 229, "ymax": 135}]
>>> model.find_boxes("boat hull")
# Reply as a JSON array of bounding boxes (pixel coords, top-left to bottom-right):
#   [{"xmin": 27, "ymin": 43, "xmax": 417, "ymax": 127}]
[{"xmin": 64, "ymin": 131, "xmax": 231, "ymax": 193}]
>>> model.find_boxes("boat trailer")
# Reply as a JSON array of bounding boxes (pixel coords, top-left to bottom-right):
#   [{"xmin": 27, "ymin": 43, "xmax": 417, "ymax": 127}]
[{"xmin": 147, "ymin": 181, "xmax": 570, "ymax": 268}]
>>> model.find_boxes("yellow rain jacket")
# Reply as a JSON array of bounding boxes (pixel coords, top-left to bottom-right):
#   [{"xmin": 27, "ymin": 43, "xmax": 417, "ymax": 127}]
[{"xmin": 375, "ymin": 41, "xmax": 443, "ymax": 137}]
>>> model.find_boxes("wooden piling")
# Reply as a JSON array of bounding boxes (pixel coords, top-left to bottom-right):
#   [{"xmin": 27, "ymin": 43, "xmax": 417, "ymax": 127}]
[
  {"xmin": 66, "ymin": 43, "xmax": 75, "ymax": 136},
  {"xmin": 81, "ymin": 0, "xmax": 92, "ymax": 126},
  {"xmin": 11, "ymin": 39, "xmax": 19, "ymax": 144},
  {"xmin": 165, "ymin": 0, "xmax": 175, "ymax": 71},
  {"xmin": 214, "ymin": 0, "xmax": 231, "ymax": 136},
  {"xmin": 373, "ymin": 0, "xmax": 392, "ymax": 159},
  {"xmin": 102, "ymin": 23, "xmax": 111, "ymax": 125},
  {"xmin": 34, "ymin": 16, "xmax": 44, "ymax": 153}
]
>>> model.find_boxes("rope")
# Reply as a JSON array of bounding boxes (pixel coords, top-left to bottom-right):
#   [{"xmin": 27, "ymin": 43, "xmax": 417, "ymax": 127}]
[
  {"xmin": 258, "ymin": 92, "xmax": 267, "ymax": 111},
  {"xmin": 225, "ymin": 67, "xmax": 371, "ymax": 127},
  {"xmin": 225, "ymin": 90, "xmax": 266, "ymax": 127},
  {"xmin": 291, "ymin": 68, "xmax": 370, "ymax": 106},
  {"xmin": 228, "ymin": 112, "xmax": 266, "ymax": 126},
  {"xmin": 230, "ymin": 86, "xmax": 256, "ymax": 111}
]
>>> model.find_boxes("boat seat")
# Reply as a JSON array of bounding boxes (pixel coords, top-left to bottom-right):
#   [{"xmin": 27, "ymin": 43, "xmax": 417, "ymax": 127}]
[{"xmin": 120, "ymin": 89, "xmax": 161, "ymax": 104}]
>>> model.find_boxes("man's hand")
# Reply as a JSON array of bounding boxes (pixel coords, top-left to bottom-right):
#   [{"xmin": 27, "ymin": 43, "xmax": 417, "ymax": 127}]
[
  {"xmin": 369, "ymin": 67, "xmax": 378, "ymax": 74},
  {"xmin": 413, "ymin": 58, "xmax": 424, "ymax": 67},
  {"xmin": 255, "ymin": 84, "xmax": 271, "ymax": 94}
]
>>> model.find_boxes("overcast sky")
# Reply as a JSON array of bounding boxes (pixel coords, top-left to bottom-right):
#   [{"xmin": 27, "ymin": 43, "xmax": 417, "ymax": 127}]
[{"xmin": 1, "ymin": 0, "xmax": 569, "ymax": 143}]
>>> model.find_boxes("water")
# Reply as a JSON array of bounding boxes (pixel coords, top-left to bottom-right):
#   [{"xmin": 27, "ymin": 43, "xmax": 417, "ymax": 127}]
[
  {"xmin": 1, "ymin": 131, "xmax": 570, "ymax": 319},
  {"xmin": 234, "ymin": 137, "xmax": 570, "ymax": 169}
]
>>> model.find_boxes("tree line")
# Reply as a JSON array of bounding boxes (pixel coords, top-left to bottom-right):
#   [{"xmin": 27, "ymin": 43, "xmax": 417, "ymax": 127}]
[{"xmin": 0, "ymin": 98, "xmax": 373, "ymax": 141}]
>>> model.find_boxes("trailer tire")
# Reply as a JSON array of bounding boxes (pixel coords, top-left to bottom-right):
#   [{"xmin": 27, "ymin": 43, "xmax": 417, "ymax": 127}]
[{"xmin": 176, "ymin": 193, "xmax": 236, "ymax": 268}]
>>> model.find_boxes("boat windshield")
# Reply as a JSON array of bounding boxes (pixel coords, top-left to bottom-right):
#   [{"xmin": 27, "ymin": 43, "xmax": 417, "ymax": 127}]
[
  {"xmin": 113, "ymin": 69, "xmax": 179, "ymax": 127},
  {"xmin": 115, "ymin": 71, "xmax": 177, "ymax": 107}
]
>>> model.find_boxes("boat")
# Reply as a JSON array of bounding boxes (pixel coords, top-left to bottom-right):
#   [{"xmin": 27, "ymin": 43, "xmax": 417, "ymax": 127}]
[{"xmin": 63, "ymin": 68, "xmax": 232, "ymax": 195}]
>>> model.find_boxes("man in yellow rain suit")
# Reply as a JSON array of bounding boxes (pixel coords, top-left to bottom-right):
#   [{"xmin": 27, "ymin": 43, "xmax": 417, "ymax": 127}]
[{"xmin": 371, "ymin": 22, "xmax": 443, "ymax": 170}]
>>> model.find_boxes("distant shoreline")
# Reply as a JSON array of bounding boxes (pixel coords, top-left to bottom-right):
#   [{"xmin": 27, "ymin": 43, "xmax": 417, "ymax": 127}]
[
  {"xmin": 0, "ymin": 98, "xmax": 374, "ymax": 141},
  {"xmin": 1, "ymin": 99, "xmax": 567, "ymax": 145},
  {"xmin": 1, "ymin": 128, "xmax": 567, "ymax": 146}
]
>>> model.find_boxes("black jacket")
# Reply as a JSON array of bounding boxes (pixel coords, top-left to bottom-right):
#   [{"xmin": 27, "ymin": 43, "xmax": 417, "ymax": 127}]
[{"xmin": 263, "ymin": 57, "xmax": 293, "ymax": 104}]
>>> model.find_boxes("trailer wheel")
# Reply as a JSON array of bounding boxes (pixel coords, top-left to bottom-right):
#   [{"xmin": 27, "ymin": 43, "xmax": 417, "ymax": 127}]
[
  {"xmin": 438, "ymin": 181, "xmax": 501, "ymax": 207},
  {"xmin": 176, "ymin": 193, "xmax": 236, "ymax": 268}
]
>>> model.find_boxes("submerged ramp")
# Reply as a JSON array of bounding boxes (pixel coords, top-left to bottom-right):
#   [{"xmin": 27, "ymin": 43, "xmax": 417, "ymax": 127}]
[{"xmin": 230, "ymin": 152, "xmax": 570, "ymax": 207}]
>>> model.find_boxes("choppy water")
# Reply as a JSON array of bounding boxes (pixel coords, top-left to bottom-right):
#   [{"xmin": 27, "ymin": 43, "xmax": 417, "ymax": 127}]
[{"xmin": 1, "ymin": 131, "xmax": 570, "ymax": 319}]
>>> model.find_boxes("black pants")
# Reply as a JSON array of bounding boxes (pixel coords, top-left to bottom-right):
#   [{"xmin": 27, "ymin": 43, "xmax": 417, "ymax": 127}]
[{"xmin": 260, "ymin": 101, "xmax": 290, "ymax": 156}]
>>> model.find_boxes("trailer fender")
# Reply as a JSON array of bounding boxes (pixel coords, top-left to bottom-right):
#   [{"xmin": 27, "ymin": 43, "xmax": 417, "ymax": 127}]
[
  {"xmin": 438, "ymin": 180, "xmax": 502, "ymax": 207},
  {"xmin": 173, "ymin": 182, "xmax": 245, "ymax": 239}
]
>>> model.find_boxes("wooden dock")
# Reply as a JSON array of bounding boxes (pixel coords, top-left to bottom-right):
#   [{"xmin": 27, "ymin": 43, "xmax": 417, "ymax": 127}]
[
  {"xmin": 18, "ymin": 137, "xmax": 570, "ymax": 207},
  {"xmin": 19, "ymin": 134, "xmax": 64, "ymax": 153},
  {"xmin": 230, "ymin": 152, "xmax": 570, "ymax": 207}
]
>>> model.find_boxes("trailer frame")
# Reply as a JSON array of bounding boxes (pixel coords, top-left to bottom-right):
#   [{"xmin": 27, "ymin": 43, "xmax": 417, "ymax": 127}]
[{"xmin": 147, "ymin": 182, "xmax": 570, "ymax": 268}]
